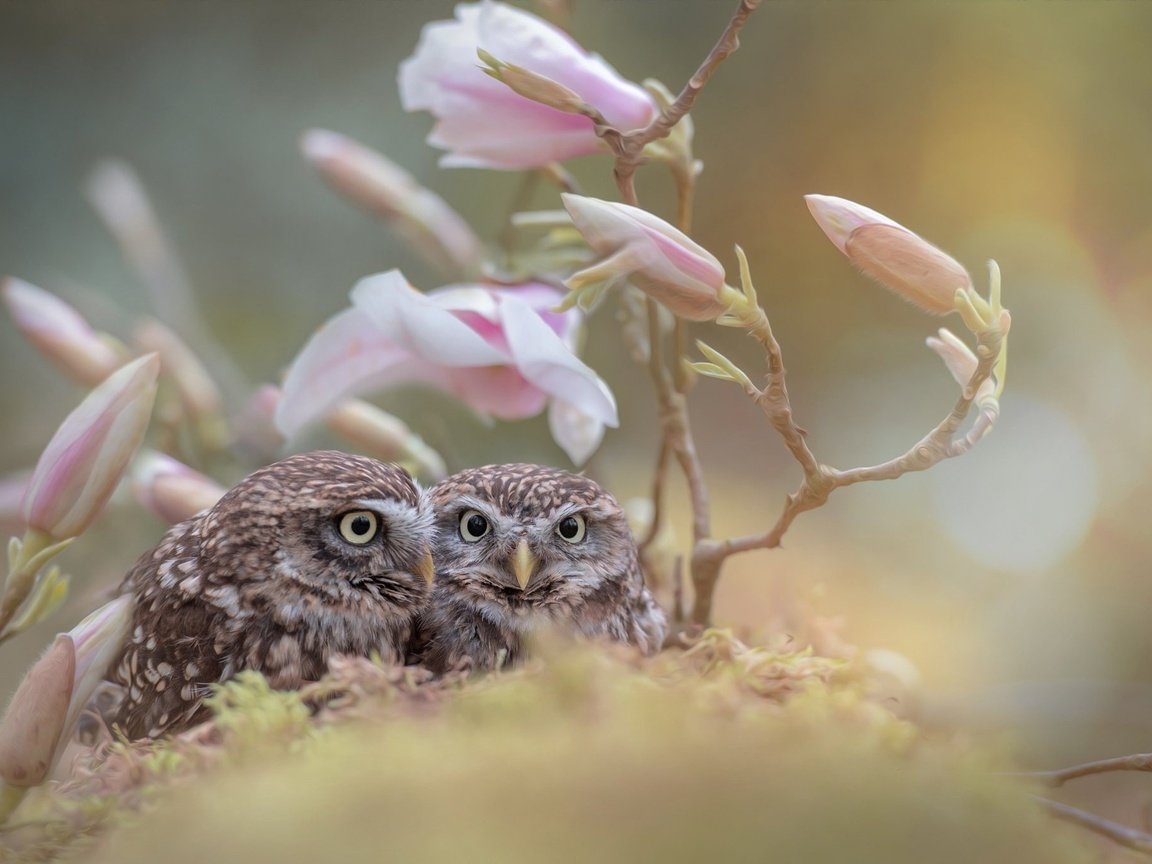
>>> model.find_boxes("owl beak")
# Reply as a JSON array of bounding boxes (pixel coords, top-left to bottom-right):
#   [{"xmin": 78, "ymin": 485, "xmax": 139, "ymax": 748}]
[
  {"xmin": 512, "ymin": 539, "xmax": 537, "ymax": 591},
  {"xmin": 417, "ymin": 548, "xmax": 435, "ymax": 585}
]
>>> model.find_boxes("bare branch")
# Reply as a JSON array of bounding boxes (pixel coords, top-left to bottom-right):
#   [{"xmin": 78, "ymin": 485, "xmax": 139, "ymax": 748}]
[
  {"xmin": 1021, "ymin": 753, "xmax": 1152, "ymax": 788},
  {"xmin": 1038, "ymin": 797, "xmax": 1152, "ymax": 855},
  {"xmin": 637, "ymin": 0, "xmax": 762, "ymax": 148}
]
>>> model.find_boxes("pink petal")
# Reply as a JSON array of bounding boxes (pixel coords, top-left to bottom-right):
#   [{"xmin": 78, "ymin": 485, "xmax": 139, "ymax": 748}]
[
  {"xmin": 351, "ymin": 270, "xmax": 509, "ymax": 367},
  {"xmin": 548, "ymin": 398, "xmax": 606, "ymax": 466},
  {"xmin": 498, "ymin": 295, "xmax": 617, "ymax": 427},
  {"xmin": 274, "ymin": 306, "xmax": 450, "ymax": 438}
]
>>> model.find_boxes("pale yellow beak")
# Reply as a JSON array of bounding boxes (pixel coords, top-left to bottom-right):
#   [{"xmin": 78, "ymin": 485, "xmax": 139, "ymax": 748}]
[
  {"xmin": 512, "ymin": 538, "xmax": 537, "ymax": 591},
  {"xmin": 417, "ymin": 549, "xmax": 435, "ymax": 585}
]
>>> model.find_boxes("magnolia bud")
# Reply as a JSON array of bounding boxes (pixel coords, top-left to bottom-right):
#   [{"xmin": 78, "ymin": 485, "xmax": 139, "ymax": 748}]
[
  {"xmin": 22, "ymin": 354, "xmax": 160, "ymax": 541},
  {"xmin": 132, "ymin": 450, "xmax": 226, "ymax": 525},
  {"xmin": 0, "ymin": 636, "xmax": 73, "ymax": 787},
  {"xmin": 300, "ymin": 129, "xmax": 482, "ymax": 278},
  {"xmin": 805, "ymin": 194, "xmax": 972, "ymax": 315},
  {"xmin": 2, "ymin": 278, "xmax": 125, "ymax": 387},
  {"xmin": 562, "ymin": 194, "xmax": 730, "ymax": 321}
]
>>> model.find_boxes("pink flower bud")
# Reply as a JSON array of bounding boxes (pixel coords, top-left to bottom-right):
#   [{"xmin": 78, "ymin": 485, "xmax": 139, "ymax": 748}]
[
  {"xmin": 2, "ymin": 278, "xmax": 124, "ymax": 387},
  {"xmin": 805, "ymin": 194, "xmax": 972, "ymax": 315},
  {"xmin": 300, "ymin": 129, "xmax": 482, "ymax": 277},
  {"xmin": 0, "ymin": 637, "xmax": 72, "ymax": 787},
  {"xmin": 925, "ymin": 328, "xmax": 995, "ymax": 403},
  {"xmin": 562, "ymin": 194, "xmax": 729, "ymax": 321},
  {"xmin": 399, "ymin": 1, "xmax": 657, "ymax": 169},
  {"xmin": 134, "ymin": 318, "xmax": 222, "ymax": 423},
  {"xmin": 132, "ymin": 450, "xmax": 225, "ymax": 525},
  {"xmin": 0, "ymin": 595, "xmax": 132, "ymax": 788},
  {"xmin": 325, "ymin": 399, "xmax": 447, "ymax": 481},
  {"xmin": 22, "ymin": 354, "xmax": 160, "ymax": 541}
]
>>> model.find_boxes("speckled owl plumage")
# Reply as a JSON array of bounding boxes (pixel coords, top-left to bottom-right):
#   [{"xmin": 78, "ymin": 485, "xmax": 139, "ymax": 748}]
[
  {"xmin": 419, "ymin": 464, "xmax": 666, "ymax": 674},
  {"xmin": 102, "ymin": 450, "xmax": 433, "ymax": 739}
]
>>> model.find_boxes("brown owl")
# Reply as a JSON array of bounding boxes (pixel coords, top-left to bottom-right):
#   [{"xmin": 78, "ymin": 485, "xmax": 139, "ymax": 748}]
[
  {"xmin": 418, "ymin": 464, "xmax": 666, "ymax": 674},
  {"xmin": 103, "ymin": 450, "xmax": 434, "ymax": 739}
]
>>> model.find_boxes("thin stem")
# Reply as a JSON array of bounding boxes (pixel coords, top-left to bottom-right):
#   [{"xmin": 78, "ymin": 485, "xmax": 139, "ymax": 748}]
[
  {"xmin": 598, "ymin": 0, "xmax": 762, "ymax": 196},
  {"xmin": 591, "ymin": 0, "xmax": 761, "ymax": 626},
  {"xmin": 1038, "ymin": 797, "xmax": 1152, "ymax": 855},
  {"xmin": 497, "ymin": 171, "xmax": 542, "ymax": 268},
  {"xmin": 688, "ymin": 316, "xmax": 1004, "ymax": 623},
  {"xmin": 1021, "ymin": 753, "xmax": 1152, "ymax": 788},
  {"xmin": 638, "ymin": 438, "xmax": 670, "ymax": 551}
]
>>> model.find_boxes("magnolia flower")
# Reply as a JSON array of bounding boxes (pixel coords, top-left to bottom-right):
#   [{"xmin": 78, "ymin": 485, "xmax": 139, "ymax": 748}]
[
  {"xmin": 562, "ymin": 194, "xmax": 733, "ymax": 321},
  {"xmin": 275, "ymin": 270, "xmax": 617, "ymax": 465},
  {"xmin": 805, "ymin": 194, "xmax": 972, "ymax": 315},
  {"xmin": 2, "ymin": 278, "xmax": 125, "ymax": 387},
  {"xmin": 300, "ymin": 129, "xmax": 482, "ymax": 278},
  {"xmin": 0, "ymin": 595, "xmax": 132, "ymax": 791},
  {"xmin": 399, "ymin": 0, "xmax": 657, "ymax": 169},
  {"xmin": 22, "ymin": 354, "xmax": 160, "ymax": 541},
  {"xmin": 132, "ymin": 450, "xmax": 226, "ymax": 525}
]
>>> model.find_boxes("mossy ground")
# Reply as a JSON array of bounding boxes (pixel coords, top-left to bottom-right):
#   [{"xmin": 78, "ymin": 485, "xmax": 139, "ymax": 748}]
[{"xmin": 0, "ymin": 630, "xmax": 1091, "ymax": 864}]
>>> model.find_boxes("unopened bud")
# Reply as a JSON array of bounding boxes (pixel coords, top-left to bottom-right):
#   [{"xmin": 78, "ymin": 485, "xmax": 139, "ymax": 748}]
[
  {"xmin": 0, "ymin": 636, "xmax": 73, "ymax": 787},
  {"xmin": 2, "ymin": 278, "xmax": 125, "ymax": 387},
  {"xmin": 925, "ymin": 328, "xmax": 995, "ymax": 403},
  {"xmin": 479, "ymin": 49, "xmax": 590, "ymax": 115},
  {"xmin": 562, "ymin": 194, "xmax": 733, "ymax": 321},
  {"xmin": 134, "ymin": 318, "xmax": 223, "ymax": 426},
  {"xmin": 22, "ymin": 354, "xmax": 160, "ymax": 541},
  {"xmin": 133, "ymin": 450, "xmax": 226, "ymax": 524},
  {"xmin": 805, "ymin": 194, "xmax": 972, "ymax": 316},
  {"xmin": 300, "ymin": 129, "xmax": 482, "ymax": 278},
  {"xmin": 326, "ymin": 399, "xmax": 447, "ymax": 481}
]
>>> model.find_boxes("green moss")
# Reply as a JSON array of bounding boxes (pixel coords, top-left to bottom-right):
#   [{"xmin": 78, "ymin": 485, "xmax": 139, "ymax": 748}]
[{"xmin": 0, "ymin": 636, "xmax": 1092, "ymax": 864}]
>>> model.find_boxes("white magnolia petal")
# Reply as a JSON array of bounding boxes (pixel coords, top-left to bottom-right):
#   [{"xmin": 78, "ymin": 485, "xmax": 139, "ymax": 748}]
[
  {"xmin": 427, "ymin": 284, "xmax": 502, "ymax": 320},
  {"xmin": 275, "ymin": 306, "xmax": 447, "ymax": 437},
  {"xmin": 498, "ymin": 296, "xmax": 618, "ymax": 427},
  {"xmin": 351, "ymin": 270, "xmax": 509, "ymax": 366},
  {"xmin": 548, "ymin": 398, "xmax": 606, "ymax": 466}
]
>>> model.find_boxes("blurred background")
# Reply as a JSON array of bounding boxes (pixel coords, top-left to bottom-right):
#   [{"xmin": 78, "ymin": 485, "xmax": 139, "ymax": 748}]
[{"xmin": 2, "ymin": 0, "xmax": 1151, "ymax": 800}]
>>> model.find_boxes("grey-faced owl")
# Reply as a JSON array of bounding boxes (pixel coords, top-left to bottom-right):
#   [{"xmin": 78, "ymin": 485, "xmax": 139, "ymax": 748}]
[
  {"xmin": 418, "ymin": 464, "xmax": 666, "ymax": 674},
  {"xmin": 103, "ymin": 450, "xmax": 434, "ymax": 739}
]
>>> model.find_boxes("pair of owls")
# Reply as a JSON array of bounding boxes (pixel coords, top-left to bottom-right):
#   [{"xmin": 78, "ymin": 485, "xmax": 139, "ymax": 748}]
[{"xmin": 104, "ymin": 451, "xmax": 666, "ymax": 739}]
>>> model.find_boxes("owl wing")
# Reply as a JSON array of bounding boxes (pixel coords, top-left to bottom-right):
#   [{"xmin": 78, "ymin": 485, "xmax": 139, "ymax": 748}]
[
  {"xmin": 621, "ymin": 551, "xmax": 668, "ymax": 653},
  {"xmin": 104, "ymin": 518, "xmax": 237, "ymax": 739}
]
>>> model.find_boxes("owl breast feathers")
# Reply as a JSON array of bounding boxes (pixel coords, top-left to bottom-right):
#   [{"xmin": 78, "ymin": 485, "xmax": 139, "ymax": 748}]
[
  {"xmin": 103, "ymin": 450, "xmax": 434, "ymax": 739},
  {"xmin": 418, "ymin": 463, "xmax": 667, "ymax": 674}
]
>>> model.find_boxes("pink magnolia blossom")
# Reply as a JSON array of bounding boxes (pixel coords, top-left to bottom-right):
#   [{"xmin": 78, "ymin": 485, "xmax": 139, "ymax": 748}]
[
  {"xmin": 562, "ymin": 194, "xmax": 730, "ymax": 321},
  {"xmin": 2, "ymin": 278, "xmax": 124, "ymax": 387},
  {"xmin": 805, "ymin": 194, "xmax": 972, "ymax": 315},
  {"xmin": 275, "ymin": 270, "xmax": 616, "ymax": 465},
  {"xmin": 22, "ymin": 354, "xmax": 160, "ymax": 541},
  {"xmin": 132, "ymin": 450, "xmax": 226, "ymax": 525},
  {"xmin": 399, "ymin": 0, "xmax": 658, "ymax": 169}
]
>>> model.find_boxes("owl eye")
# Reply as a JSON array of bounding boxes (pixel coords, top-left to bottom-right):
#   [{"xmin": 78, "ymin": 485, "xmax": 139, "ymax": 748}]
[
  {"xmin": 556, "ymin": 514, "xmax": 586, "ymax": 544},
  {"xmin": 337, "ymin": 510, "xmax": 381, "ymax": 545},
  {"xmin": 459, "ymin": 509, "xmax": 491, "ymax": 542}
]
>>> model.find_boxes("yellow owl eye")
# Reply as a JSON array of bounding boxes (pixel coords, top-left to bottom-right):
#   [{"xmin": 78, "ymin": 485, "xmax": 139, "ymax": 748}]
[
  {"xmin": 556, "ymin": 514, "xmax": 586, "ymax": 543},
  {"xmin": 459, "ymin": 509, "xmax": 491, "ymax": 542},
  {"xmin": 337, "ymin": 511, "xmax": 380, "ymax": 545}
]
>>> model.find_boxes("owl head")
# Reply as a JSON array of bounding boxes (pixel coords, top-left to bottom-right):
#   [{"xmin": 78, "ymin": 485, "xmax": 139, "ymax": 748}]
[
  {"xmin": 428, "ymin": 464, "xmax": 636, "ymax": 621},
  {"xmin": 196, "ymin": 450, "xmax": 434, "ymax": 616}
]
